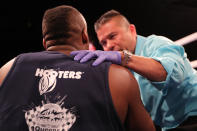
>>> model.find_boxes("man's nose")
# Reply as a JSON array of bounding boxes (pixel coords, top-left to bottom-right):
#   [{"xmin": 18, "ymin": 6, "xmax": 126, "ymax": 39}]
[{"xmin": 105, "ymin": 41, "xmax": 115, "ymax": 51}]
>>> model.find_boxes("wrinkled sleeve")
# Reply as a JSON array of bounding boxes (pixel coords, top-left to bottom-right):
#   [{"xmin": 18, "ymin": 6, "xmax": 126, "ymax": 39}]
[{"xmin": 146, "ymin": 38, "xmax": 186, "ymax": 95}]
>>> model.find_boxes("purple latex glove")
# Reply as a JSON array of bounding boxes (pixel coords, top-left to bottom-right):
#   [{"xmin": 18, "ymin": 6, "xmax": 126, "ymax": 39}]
[{"xmin": 70, "ymin": 50, "xmax": 121, "ymax": 66}]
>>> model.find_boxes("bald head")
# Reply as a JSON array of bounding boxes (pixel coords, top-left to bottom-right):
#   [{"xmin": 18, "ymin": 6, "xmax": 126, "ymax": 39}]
[{"xmin": 42, "ymin": 5, "xmax": 88, "ymax": 48}]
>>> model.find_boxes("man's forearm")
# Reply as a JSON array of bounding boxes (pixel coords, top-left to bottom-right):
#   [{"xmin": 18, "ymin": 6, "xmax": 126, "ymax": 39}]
[
  {"xmin": 71, "ymin": 50, "xmax": 167, "ymax": 82},
  {"xmin": 120, "ymin": 51, "xmax": 167, "ymax": 82}
]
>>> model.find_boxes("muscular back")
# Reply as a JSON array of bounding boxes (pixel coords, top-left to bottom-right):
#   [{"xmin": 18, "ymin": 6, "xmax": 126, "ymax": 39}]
[
  {"xmin": 0, "ymin": 55, "xmax": 155, "ymax": 131},
  {"xmin": 108, "ymin": 64, "xmax": 155, "ymax": 131}
]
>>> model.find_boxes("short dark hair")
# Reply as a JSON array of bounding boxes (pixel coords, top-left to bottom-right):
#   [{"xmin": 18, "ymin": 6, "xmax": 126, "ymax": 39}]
[
  {"xmin": 42, "ymin": 5, "xmax": 86, "ymax": 45},
  {"xmin": 94, "ymin": 10, "xmax": 129, "ymax": 31}
]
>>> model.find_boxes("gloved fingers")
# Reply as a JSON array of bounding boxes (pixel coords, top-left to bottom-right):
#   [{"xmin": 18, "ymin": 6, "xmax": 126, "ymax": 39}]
[
  {"xmin": 108, "ymin": 52, "xmax": 122, "ymax": 65},
  {"xmin": 92, "ymin": 56, "xmax": 106, "ymax": 66},
  {"xmin": 80, "ymin": 52, "xmax": 96, "ymax": 63},
  {"xmin": 71, "ymin": 51, "xmax": 89, "ymax": 61},
  {"xmin": 70, "ymin": 51, "xmax": 82, "ymax": 56}
]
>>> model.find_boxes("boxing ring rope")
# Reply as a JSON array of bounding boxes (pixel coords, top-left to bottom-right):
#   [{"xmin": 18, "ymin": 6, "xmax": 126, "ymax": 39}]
[
  {"xmin": 190, "ymin": 60, "xmax": 197, "ymax": 68},
  {"xmin": 174, "ymin": 32, "xmax": 197, "ymax": 68},
  {"xmin": 175, "ymin": 32, "xmax": 197, "ymax": 46}
]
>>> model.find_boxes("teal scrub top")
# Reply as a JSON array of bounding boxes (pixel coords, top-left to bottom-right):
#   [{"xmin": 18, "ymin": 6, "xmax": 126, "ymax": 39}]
[{"xmin": 134, "ymin": 35, "xmax": 197, "ymax": 130}]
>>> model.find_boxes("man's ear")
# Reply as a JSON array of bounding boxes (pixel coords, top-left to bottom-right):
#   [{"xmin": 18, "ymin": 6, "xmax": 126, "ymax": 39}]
[
  {"xmin": 129, "ymin": 24, "xmax": 137, "ymax": 35},
  {"xmin": 82, "ymin": 29, "xmax": 89, "ymax": 44},
  {"xmin": 43, "ymin": 38, "xmax": 47, "ymax": 49}
]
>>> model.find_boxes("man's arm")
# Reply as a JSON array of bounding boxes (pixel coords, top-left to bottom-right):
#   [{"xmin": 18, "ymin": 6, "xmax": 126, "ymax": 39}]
[
  {"xmin": 0, "ymin": 58, "xmax": 15, "ymax": 85},
  {"xmin": 120, "ymin": 52, "xmax": 167, "ymax": 82},
  {"xmin": 71, "ymin": 50, "xmax": 167, "ymax": 82},
  {"xmin": 108, "ymin": 64, "xmax": 155, "ymax": 131}
]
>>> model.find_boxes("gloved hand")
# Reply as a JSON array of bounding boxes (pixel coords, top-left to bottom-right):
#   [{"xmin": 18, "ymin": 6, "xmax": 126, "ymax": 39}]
[{"xmin": 70, "ymin": 50, "xmax": 121, "ymax": 66}]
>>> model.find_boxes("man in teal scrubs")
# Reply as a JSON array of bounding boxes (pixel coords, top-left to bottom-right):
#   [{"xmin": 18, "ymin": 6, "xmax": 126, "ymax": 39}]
[{"xmin": 71, "ymin": 10, "xmax": 197, "ymax": 131}]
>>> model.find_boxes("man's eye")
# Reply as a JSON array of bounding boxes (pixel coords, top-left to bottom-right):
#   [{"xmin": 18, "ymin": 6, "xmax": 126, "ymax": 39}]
[
  {"xmin": 109, "ymin": 34, "xmax": 115, "ymax": 39},
  {"xmin": 101, "ymin": 41, "xmax": 107, "ymax": 46}
]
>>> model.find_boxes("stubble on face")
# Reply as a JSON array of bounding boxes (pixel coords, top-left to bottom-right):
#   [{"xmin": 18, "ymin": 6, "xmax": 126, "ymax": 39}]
[{"xmin": 96, "ymin": 17, "xmax": 133, "ymax": 51}]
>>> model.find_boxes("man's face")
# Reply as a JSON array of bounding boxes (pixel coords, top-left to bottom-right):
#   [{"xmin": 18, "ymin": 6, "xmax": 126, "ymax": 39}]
[{"xmin": 96, "ymin": 18, "xmax": 137, "ymax": 53}]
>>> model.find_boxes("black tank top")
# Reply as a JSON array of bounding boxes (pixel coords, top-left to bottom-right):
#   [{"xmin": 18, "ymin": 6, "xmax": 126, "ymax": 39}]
[{"xmin": 0, "ymin": 51, "xmax": 124, "ymax": 131}]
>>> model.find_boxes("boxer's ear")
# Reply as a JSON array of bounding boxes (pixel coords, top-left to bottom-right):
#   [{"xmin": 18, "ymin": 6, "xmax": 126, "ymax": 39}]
[
  {"xmin": 43, "ymin": 38, "xmax": 47, "ymax": 49},
  {"xmin": 82, "ymin": 29, "xmax": 89, "ymax": 44}
]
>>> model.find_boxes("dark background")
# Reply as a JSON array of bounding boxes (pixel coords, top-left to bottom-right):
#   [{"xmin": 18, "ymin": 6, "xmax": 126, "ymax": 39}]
[{"xmin": 1, "ymin": 0, "xmax": 197, "ymax": 68}]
